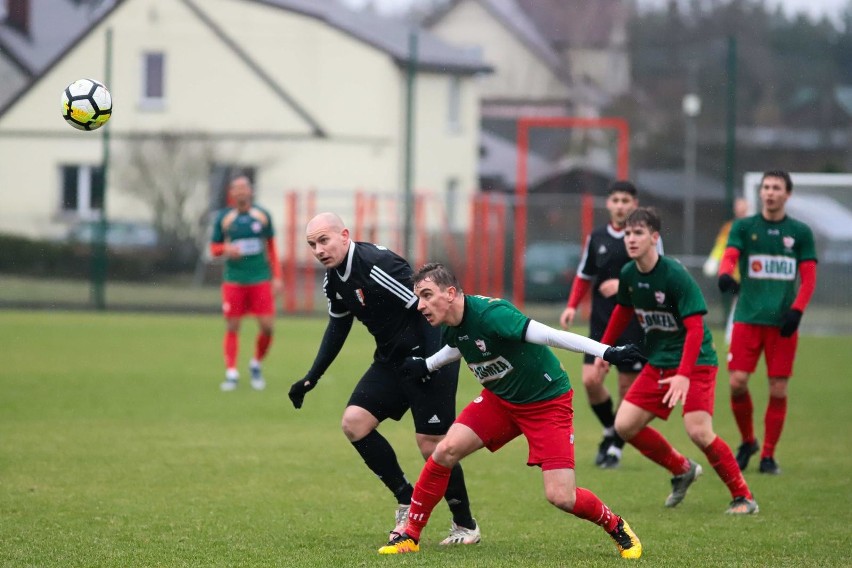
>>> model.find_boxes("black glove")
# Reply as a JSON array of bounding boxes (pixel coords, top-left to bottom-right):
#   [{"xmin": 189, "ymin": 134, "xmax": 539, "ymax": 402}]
[
  {"xmin": 603, "ymin": 344, "xmax": 647, "ymax": 367},
  {"xmin": 779, "ymin": 309, "xmax": 803, "ymax": 338},
  {"xmin": 718, "ymin": 274, "xmax": 740, "ymax": 294},
  {"xmin": 288, "ymin": 376, "xmax": 318, "ymax": 409},
  {"xmin": 399, "ymin": 356, "xmax": 431, "ymax": 383}
]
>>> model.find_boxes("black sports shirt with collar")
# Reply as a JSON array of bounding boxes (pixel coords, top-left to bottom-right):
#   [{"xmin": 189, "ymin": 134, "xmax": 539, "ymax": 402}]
[{"xmin": 323, "ymin": 240, "xmax": 436, "ymax": 364}]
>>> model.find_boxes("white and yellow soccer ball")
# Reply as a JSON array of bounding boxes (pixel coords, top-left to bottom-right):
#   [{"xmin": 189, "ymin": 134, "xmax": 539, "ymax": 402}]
[{"xmin": 61, "ymin": 78, "xmax": 112, "ymax": 131}]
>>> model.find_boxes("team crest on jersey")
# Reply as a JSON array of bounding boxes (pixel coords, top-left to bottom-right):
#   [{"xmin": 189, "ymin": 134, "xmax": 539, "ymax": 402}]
[
  {"xmin": 251, "ymin": 221, "xmax": 262, "ymax": 233},
  {"xmin": 783, "ymin": 236, "xmax": 795, "ymax": 250},
  {"xmin": 654, "ymin": 291, "xmax": 666, "ymax": 305},
  {"xmin": 475, "ymin": 339, "xmax": 487, "ymax": 353},
  {"xmin": 354, "ymin": 288, "xmax": 366, "ymax": 306}
]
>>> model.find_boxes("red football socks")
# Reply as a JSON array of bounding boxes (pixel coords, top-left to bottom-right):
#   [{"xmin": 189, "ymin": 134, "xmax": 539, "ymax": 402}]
[
  {"xmin": 405, "ymin": 457, "xmax": 452, "ymax": 541},
  {"xmin": 702, "ymin": 436, "xmax": 752, "ymax": 500},
  {"xmin": 629, "ymin": 426, "xmax": 691, "ymax": 475},
  {"xmin": 255, "ymin": 332, "xmax": 272, "ymax": 361},
  {"xmin": 572, "ymin": 487, "xmax": 619, "ymax": 532},
  {"xmin": 763, "ymin": 396, "xmax": 787, "ymax": 458},
  {"xmin": 224, "ymin": 330, "xmax": 238, "ymax": 369},
  {"xmin": 731, "ymin": 391, "xmax": 755, "ymax": 444}
]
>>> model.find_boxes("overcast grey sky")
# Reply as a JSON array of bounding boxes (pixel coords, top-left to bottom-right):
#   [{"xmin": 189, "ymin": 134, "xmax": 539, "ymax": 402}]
[{"xmin": 343, "ymin": 0, "xmax": 848, "ymax": 24}]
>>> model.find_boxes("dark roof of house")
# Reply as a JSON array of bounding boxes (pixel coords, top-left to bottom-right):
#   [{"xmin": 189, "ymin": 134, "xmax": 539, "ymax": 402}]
[
  {"xmin": 0, "ymin": 0, "xmax": 115, "ymax": 75},
  {"xmin": 515, "ymin": 0, "xmax": 627, "ymax": 50},
  {"xmin": 257, "ymin": 0, "xmax": 492, "ymax": 74},
  {"xmin": 426, "ymin": 0, "xmax": 570, "ymax": 84}
]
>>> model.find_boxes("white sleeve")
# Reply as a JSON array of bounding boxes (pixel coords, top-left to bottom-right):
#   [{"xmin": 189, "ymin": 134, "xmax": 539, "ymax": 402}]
[
  {"xmin": 426, "ymin": 344, "xmax": 463, "ymax": 372},
  {"xmin": 524, "ymin": 319, "xmax": 608, "ymax": 358}
]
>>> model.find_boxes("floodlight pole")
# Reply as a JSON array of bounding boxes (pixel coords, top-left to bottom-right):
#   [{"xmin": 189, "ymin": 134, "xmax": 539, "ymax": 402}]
[
  {"xmin": 402, "ymin": 27, "xmax": 418, "ymax": 260},
  {"xmin": 91, "ymin": 27, "xmax": 113, "ymax": 310}
]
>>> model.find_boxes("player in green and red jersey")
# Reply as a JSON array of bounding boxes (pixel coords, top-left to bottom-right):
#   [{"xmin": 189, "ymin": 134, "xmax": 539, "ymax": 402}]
[
  {"xmin": 378, "ymin": 263, "xmax": 646, "ymax": 559},
  {"xmin": 595, "ymin": 207, "xmax": 758, "ymax": 516},
  {"xmin": 718, "ymin": 170, "xmax": 818, "ymax": 475},
  {"xmin": 209, "ymin": 175, "xmax": 282, "ymax": 392}
]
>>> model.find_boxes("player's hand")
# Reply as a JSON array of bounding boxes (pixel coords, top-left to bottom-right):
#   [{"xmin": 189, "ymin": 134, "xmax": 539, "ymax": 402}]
[
  {"xmin": 399, "ymin": 357, "xmax": 430, "ymax": 383},
  {"xmin": 717, "ymin": 273, "xmax": 739, "ymax": 294},
  {"xmin": 598, "ymin": 278, "xmax": 619, "ymax": 298},
  {"xmin": 225, "ymin": 244, "xmax": 242, "ymax": 260},
  {"xmin": 779, "ymin": 309, "xmax": 803, "ymax": 337},
  {"xmin": 659, "ymin": 374, "xmax": 689, "ymax": 407},
  {"xmin": 288, "ymin": 376, "xmax": 318, "ymax": 409},
  {"xmin": 593, "ymin": 356, "xmax": 610, "ymax": 374},
  {"xmin": 602, "ymin": 344, "xmax": 647, "ymax": 367},
  {"xmin": 272, "ymin": 277, "xmax": 284, "ymax": 297},
  {"xmin": 559, "ymin": 307, "xmax": 576, "ymax": 329}
]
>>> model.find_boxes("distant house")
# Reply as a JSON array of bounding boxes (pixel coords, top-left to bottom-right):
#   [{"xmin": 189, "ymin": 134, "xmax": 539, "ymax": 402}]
[
  {"xmin": 425, "ymin": 0, "xmax": 631, "ymax": 191},
  {"xmin": 0, "ymin": 0, "xmax": 490, "ymax": 242}
]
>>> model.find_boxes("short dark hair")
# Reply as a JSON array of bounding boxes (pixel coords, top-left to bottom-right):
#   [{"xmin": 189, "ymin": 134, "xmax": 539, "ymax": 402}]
[
  {"xmin": 762, "ymin": 170, "xmax": 793, "ymax": 192},
  {"xmin": 625, "ymin": 207, "xmax": 661, "ymax": 233},
  {"xmin": 608, "ymin": 180, "xmax": 638, "ymax": 197},
  {"xmin": 412, "ymin": 262, "xmax": 462, "ymax": 292}
]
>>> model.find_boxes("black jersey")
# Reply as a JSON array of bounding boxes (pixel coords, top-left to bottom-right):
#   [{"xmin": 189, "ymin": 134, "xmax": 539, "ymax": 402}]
[
  {"xmin": 576, "ymin": 224, "xmax": 662, "ymax": 340},
  {"xmin": 324, "ymin": 241, "xmax": 437, "ymax": 363}
]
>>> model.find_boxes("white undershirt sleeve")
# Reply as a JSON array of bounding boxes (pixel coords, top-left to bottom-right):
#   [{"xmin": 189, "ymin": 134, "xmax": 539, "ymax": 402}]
[
  {"xmin": 425, "ymin": 344, "xmax": 463, "ymax": 372},
  {"xmin": 524, "ymin": 319, "xmax": 608, "ymax": 358}
]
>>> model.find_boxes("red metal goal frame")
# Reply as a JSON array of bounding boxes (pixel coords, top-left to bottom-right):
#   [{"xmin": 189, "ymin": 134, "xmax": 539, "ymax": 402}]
[{"xmin": 513, "ymin": 116, "xmax": 630, "ymax": 307}]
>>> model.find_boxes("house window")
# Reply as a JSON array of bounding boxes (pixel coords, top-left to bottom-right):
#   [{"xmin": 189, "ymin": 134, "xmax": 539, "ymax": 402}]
[
  {"xmin": 447, "ymin": 76, "xmax": 462, "ymax": 134},
  {"xmin": 141, "ymin": 51, "xmax": 165, "ymax": 107},
  {"xmin": 445, "ymin": 177, "xmax": 459, "ymax": 229},
  {"xmin": 61, "ymin": 165, "xmax": 104, "ymax": 219}
]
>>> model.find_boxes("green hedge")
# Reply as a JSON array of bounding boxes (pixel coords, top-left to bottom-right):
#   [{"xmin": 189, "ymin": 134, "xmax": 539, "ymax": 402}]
[{"xmin": 0, "ymin": 233, "xmax": 192, "ymax": 281}]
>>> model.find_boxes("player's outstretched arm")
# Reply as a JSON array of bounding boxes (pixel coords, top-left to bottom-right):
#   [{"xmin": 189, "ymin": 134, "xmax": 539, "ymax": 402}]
[
  {"xmin": 525, "ymin": 320, "xmax": 647, "ymax": 366},
  {"xmin": 288, "ymin": 315, "xmax": 353, "ymax": 409}
]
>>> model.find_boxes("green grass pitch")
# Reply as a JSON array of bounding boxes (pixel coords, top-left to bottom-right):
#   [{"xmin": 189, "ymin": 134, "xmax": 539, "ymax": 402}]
[{"xmin": 1, "ymin": 310, "xmax": 849, "ymax": 567}]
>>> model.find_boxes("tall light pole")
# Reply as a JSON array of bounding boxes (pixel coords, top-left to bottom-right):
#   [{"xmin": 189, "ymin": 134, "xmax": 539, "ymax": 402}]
[{"xmin": 682, "ymin": 92, "xmax": 701, "ymax": 255}]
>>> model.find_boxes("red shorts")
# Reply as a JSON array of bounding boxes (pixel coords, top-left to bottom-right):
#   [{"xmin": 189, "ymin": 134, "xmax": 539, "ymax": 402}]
[
  {"xmin": 455, "ymin": 388, "xmax": 575, "ymax": 471},
  {"xmin": 222, "ymin": 281, "xmax": 274, "ymax": 318},
  {"xmin": 624, "ymin": 364, "xmax": 717, "ymax": 420},
  {"xmin": 728, "ymin": 323, "xmax": 796, "ymax": 378}
]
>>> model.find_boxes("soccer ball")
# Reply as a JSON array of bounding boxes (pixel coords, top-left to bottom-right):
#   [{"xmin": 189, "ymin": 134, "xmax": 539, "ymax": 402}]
[{"xmin": 61, "ymin": 78, "xmax": 112, "ymax": 131}]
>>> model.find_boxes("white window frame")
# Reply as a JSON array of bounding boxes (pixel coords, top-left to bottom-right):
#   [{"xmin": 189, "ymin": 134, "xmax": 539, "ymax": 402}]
[{"xmin": 60, "ymin": 164, "xmax": 103, "ymax": 221}]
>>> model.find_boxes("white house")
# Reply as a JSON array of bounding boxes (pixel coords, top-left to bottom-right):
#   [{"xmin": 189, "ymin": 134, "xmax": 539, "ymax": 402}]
[{"xmin": 0, "ymin": 0, "xmax": 490, "ymax": 245}]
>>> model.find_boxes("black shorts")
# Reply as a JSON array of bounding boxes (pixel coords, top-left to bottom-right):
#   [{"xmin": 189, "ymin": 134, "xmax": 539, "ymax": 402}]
[
  {"xmin": 347, "ymin": 359, "xmax": 461, "ymax": 436},
  {"xmin": 582, "ymin": 310, "xmax": 646, "ymax": 373}
]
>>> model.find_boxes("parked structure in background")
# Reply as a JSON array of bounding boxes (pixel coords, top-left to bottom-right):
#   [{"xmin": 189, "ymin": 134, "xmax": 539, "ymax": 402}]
[{"xmin": 0, "ymin": 0, "xmax": 490, "ymax": 246}]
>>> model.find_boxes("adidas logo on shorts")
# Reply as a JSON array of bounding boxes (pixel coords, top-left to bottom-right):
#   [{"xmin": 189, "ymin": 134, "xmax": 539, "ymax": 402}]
[{"xmin": 428, "ymin": 415, "xmax": 441, "ymax": 424}]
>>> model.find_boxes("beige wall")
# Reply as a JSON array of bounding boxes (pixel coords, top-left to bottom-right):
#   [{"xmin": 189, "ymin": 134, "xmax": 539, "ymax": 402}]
[
  {"xmin": 429, "ymin": 0, "xmax": 569, "ymax": 101},
  {"xmin": 0, "ymin": 57, "xmax": 27, "ymax": 107},
  {"xmin": 0, "ymin": 0, "xmax": 481, "ymax": 242}
]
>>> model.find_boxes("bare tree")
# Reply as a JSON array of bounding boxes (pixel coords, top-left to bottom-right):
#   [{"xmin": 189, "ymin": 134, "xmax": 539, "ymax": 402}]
[{"xmin": 119, "ymin": 133, "xmax": 218, "ymax": 263}]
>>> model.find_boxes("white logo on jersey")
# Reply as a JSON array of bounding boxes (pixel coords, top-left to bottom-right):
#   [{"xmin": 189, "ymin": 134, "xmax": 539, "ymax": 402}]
[
  {"xmin": 335, "ymin": 293, "xmax": 343, "ymax": 300},
  {"xmin": 747, "ymin": 255, "xmax": 796, "ymax": 281},
  {"xmin": 468, "ymin": 356, "xmax": 513, "ymax": 384},
  {"xmin": 428, "ymin": 415, "xmax": 441, "ymax": 424},
  {"xmin": 473, "ymin": 395, "xmax": 483, "ymax": 403},
  {"xmin": 251, "ymin": 221, "xmax": 262, "ymax": 233},
  {"xmin": 635, "ymin": 309, "xmax": 679, "ymax": 332},
  {"xmin": 598, "ymin": 244, "xmax": 607, "ymax": 254}
]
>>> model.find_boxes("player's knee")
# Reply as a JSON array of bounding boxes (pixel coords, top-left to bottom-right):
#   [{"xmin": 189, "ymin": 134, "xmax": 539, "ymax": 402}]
[
  {"xmin": 686, "ymin": 425, "xmax": 714, "ymax": 448},
  {"xmin": 613, "ymin": 416, "xmax": 636, "ymax": 441},
  {"xmin": 544, "ymin": 485, "xmax": 575, "ymax": 511},
  {"xmin": 729, "ymin": 372, "xmax": 749, "ymax": 393},
  {"xmin": 431, "ymin": 438, "xmax": 462, "ymax": 468},
  {"xmin": 341, "ymin": 414, "xmax": 371, "ymax": 442}
]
